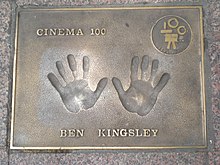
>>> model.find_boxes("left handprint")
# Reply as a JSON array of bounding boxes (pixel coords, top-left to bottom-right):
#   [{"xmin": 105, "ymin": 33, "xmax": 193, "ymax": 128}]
[{"xmin": 47, "ymin": 55, "xmax": 108, "ymax": 113}]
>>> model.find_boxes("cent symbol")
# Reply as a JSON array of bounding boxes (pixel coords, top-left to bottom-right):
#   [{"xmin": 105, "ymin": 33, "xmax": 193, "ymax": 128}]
[
  {"xmin": 112, "ymin": 55, "xmax": 170, "ymax": 116},
  {"xmin": 47, "ymin": 55, "xmax": 108, "ymax": 113}
]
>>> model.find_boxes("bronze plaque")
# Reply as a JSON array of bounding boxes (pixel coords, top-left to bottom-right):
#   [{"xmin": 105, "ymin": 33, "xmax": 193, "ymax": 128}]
[{"xmin": 11, "ymin": 6, "xmax": 207, "ymax": 149}]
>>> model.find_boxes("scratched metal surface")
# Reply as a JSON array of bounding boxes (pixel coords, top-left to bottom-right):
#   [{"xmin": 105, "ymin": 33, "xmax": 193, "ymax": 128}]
[{"xmin": 11, "ymin": 7, "xmax": 206, "ymax": 149}]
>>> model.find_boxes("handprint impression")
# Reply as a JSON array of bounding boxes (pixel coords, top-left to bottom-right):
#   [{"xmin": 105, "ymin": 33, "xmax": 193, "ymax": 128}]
[
  {"xmin": 48, "ymin": 55, "xmax": 108, "ymax": 113},
  {"xmin": 112, "ymin": 55, "xmax": 170, "ymax": 116}
]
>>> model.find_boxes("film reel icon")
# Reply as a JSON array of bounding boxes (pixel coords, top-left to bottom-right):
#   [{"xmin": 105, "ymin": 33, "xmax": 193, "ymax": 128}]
[{"xmin": 168, "ymin": 18, "xmax": 187, "ymax": 35}]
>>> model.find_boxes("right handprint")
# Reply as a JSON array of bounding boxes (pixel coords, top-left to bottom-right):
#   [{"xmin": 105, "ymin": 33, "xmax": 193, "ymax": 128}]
[{"xmin": 112, "ymin": 55, "xmax": 170, "ymax": 116}]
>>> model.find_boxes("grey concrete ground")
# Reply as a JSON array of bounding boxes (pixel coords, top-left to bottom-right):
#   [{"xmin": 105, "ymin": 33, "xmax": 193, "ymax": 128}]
[{"xmin": 0, "ymin": 0, "xmax": 220, "ymax": 164}]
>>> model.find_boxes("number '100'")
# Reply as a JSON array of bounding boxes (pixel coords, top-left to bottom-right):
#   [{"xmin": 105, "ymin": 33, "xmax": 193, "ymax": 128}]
[{"xmin": 90, "ymin": 28, "xmax": 106, "ymax": 36}]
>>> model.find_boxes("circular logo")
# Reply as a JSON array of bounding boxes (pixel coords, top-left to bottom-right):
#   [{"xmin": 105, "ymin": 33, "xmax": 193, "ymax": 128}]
[{"xmin": 151, "ymin": 15, "xmax": 192, "ymax": 54}]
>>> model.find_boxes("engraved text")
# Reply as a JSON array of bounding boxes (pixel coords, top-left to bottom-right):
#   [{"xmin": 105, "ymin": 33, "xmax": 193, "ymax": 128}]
[
  {"xmin": 60, "ymin": 129, "xmax": 84, "ymax": 138},
  {"xmin": 98, "ymin": 128, "xmax": 158, "ymax": 137},
  {"xmin": 37, "ymin": 28, "xmax": 84, "ymax": 36}
]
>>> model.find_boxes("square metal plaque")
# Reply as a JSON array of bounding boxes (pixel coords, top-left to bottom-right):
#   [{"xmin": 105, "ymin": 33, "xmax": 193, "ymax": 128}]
[{"xmin": 11, "ymin": 6, "xmax": 207, "ymax": 149}]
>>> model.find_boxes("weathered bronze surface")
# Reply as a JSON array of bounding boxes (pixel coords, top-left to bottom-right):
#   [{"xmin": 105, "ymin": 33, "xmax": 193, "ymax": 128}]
[{"xmin": 11, "ymin": 6, "xmax": 206, "ymax": 149}]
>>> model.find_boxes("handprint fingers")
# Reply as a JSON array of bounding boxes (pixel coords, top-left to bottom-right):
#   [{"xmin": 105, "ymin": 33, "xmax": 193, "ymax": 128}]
[
  {"xmin": 130, "ymin": 56, "xmax": 139, "ymax": 82},
  {"xmin": 47, "ymin": 73, "xmax": 64, "ymax": 94},
  {"xmin": 141, "ymin": 55, "xmax": 149, "ymax": 81},
  {"xmin": 94, "ymin": 78, "xmax": 108, "ymax": 99},
  {"xmin": 48, "ymin": 54, "xmax": 108, "ymax": 113},
  {"xmin": 153, "ymin": 73, "xmax": 170, "ymax": 96},
  {"xmin": 67, "ymin": 54, "xmax": 77, "ymax": 80},
  {"xmin": 112, "ymin": 77, "xmax": 125, "ymax": 97},
  {"xmin": 56, "ymin": 61, "xmax": 69, "ymax": 83},
  {"xmin": 113, "ymin": 55, "xmax": 170, "ymax": 116},
  {"xmin": 83, "ymin": 56, "xmax": 90, "ymax": 80},
  {"xmin": 149, "ymin": 59, "xmax": 159, "ymax": 82}
]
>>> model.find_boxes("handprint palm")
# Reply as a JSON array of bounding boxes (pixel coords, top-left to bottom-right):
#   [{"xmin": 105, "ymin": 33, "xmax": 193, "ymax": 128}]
[
  {"xmin": 48, "ymin": 55, "xmax": 108, "ymax": 113},
  {"xmin": 112, "ymin": 55, "xmax": 170, "ymax": 116}
]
